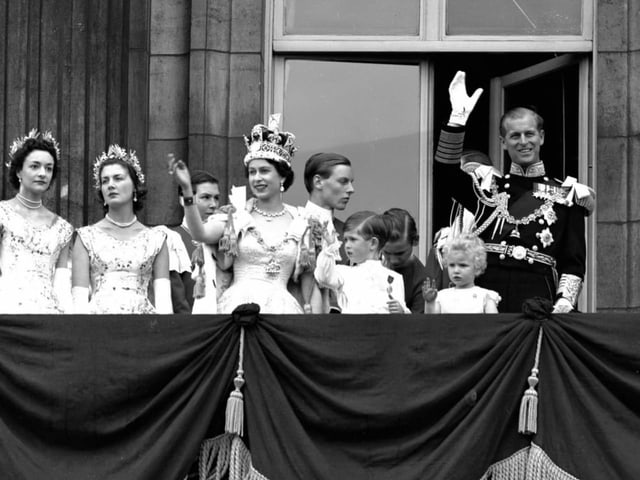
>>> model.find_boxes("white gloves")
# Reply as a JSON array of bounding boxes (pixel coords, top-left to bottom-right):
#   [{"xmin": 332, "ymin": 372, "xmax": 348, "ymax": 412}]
[
  {"xmin": 153, "ymin": 278, "xmax": 173, "ymax": 314},
  {"xmin": 53, "ymin": 267, "xmax": 73, "ymax": 313},
  {"xmin": 71, "ymin": 286, "xmax": 90, "ymax": 314},
  {"xmin": 448, "ymin": 71, "xmax": 483, "ymax": 126}
]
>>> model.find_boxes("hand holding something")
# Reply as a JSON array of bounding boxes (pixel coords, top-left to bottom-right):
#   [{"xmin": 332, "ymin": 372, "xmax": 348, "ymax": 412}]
[
  {"xmin": 448, "ymin": 71, "xmax": 483, "ymax": 126},
  {"xmin": 421, "ymin": 277, "xmax": 438, "ymax": 303},
  {"xmin": 387, "ymin": 299, "xmax": 405, "ymax": 314},
  {"xmin": 167, "ymin": 153, "xmax": 191, "ymax": 191}
]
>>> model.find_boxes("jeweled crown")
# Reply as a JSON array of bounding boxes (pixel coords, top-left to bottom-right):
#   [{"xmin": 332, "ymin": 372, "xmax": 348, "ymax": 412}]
[
  {"xmin": 6, "ymin": 129, "xmax": 61, "ymax": 166},
  {"xmin": 92, "ymin": 144, "xmax": 145, "ymax": 189},
  {"xmin": 243, "ymin": 114, "xmax": 297, "ymax": 167}
]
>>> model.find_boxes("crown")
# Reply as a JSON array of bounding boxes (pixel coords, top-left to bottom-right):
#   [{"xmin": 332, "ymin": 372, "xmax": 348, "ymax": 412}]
[
  {"xmin": 92, "ymin": 144, "xmax": 145, "ymax": 189},
  {"xmin": 243, "ymin": 114, "xmax": 297, "ymax": 167},
  {"xmin": 6, "ymin": 129, "xmax": 61, "ymax": 167}
]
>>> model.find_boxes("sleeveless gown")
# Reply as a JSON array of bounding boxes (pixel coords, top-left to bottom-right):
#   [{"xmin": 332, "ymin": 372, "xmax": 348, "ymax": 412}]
[
  {"xmin": 76, "ymin": 225, "xmax": 166, "ymax": 314},
  {"xmin": 0, "ymin": 201, "xmax": 73, "ymax": 313}
]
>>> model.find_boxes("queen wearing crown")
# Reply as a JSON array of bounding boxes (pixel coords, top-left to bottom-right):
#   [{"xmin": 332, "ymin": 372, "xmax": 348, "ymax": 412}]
[
  {"xmin": 71, "ymin": 145, "xmax": 172, "ymax": 314},
  {"xmin": 168, "ymin": 115, "xmax": 320, "ymax": 314},
  {"xmin": 0, "ymin": 129, "xmax": 74, "ymax": 313}
]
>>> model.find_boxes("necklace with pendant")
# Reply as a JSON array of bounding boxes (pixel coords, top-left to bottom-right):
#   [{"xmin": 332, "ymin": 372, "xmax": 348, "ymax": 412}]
[{"xmin": 250, "ymin": 229, "xmax": 287, "ymax": 278}]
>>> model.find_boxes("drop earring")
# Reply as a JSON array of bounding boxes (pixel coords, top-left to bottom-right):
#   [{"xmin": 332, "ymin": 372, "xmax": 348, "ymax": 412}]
[{"xmin": 133, "ymin": 191, "xmax": 138, "ymax": 203}]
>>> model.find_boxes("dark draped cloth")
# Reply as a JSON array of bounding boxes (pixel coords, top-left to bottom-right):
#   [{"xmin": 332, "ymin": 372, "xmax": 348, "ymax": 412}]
[{"xmin": 0, "ymin": 312, "xmax": 639, "ymax": 479}]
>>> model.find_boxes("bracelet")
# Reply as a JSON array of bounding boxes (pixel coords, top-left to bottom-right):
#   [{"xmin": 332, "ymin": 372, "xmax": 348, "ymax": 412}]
[{"xmin": 183, "ymin": 197, "xmax": 194, "ymax": 206}]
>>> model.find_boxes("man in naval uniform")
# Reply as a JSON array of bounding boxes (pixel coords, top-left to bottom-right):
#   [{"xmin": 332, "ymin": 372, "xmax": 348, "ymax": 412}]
[{"xmin": 434, "ymin": 71, "xmax": 594, "ymax": 313}]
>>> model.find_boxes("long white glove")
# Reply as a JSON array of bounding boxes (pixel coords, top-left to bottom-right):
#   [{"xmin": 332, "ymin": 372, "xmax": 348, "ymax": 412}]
[
  {"xmin": 153, "ymin": 278, "xmax": 173, "ymax": 314},
  {"xmin": 71, "ymin": 286, "xmax": 90, "ymax": 314},
  {"xmin": 448, "ymin": 71, "xmax": 483, "ymax": 126},
  {"xmin": 53, "ymin": 267, "xmax": 72, "ymax": 313}
]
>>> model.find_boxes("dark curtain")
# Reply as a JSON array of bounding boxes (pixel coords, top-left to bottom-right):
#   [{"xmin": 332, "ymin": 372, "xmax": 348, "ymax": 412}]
[{"xmin": 0, "ymin": 313, "xmax": 638, "ymax": 479}]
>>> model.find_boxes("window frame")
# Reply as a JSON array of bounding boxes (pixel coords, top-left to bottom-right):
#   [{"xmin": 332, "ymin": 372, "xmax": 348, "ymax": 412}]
[{"xmin": 272, "ymin": 0, "xmax": 594, "ymax": 51}]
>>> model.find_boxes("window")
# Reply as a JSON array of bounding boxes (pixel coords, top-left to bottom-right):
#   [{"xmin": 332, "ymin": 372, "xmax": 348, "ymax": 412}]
[{"xmin": 267, "ymin": 0, "xmax": 596, "ymax": 310}]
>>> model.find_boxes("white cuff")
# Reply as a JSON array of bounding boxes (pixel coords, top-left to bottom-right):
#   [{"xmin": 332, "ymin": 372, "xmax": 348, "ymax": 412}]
[
  {"xmin": 71, "ymin": 286, "xmax": 90, "ymax": 314},
  {"xmin": 53, "ymin": 268, "xmax": 72, "ymax": 313},
  {"xmin": 153, "ymin": 278, "xmax": 173, "ymax": 314}
]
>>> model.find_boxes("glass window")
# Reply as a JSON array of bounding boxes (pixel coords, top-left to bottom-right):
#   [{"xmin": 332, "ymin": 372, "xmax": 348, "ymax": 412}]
[
  {"xmin": 446, "ymin": 0, "xmax": 582, "ymax": 36},
  {"xmin": 279, "ymin": 59, "xmax": 421, "ymax": 222},
  {"xmin": 283, "ymin": 0, "xmax": 421, "ymax": 36}
]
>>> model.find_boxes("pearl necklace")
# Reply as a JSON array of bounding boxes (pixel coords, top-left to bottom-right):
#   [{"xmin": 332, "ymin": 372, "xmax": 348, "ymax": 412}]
[
  {"xmin": 105, "ymin": 213, "xmax": 138, "ymax": 228},
  {"xmin": 16, "ymin": 193, "xmax": 43, "ymax": 209},
  {"xmin": 253, "ymin": 204, "xmax": 286, "ymax": 221}
]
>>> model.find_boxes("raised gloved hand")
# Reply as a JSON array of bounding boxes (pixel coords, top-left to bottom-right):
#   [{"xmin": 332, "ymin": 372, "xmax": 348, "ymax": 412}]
[{"xmin": 448, "ymin": 71, "xmax": 483, "ymax": 126}]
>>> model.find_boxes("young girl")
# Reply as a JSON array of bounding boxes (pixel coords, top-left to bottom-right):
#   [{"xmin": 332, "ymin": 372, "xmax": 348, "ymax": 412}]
[
  {"xmin": 422, "ymin": 234, "xmax": 500, "ymax": 314},
  {"xmin": 314, "ymin": 211, "xmax": 410, "ymax": 314}
]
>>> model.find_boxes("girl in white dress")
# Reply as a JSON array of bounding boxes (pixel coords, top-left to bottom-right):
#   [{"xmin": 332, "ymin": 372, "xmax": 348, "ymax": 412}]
[
  {"xmin": 168, "ymin": 115, "xmax": 319, "ymax": 314},
  {"xmin": 0, "ymin": 129, "xmax": 73, "ymax": 313},
  {"xmin": 72, "ymin": 145, "xmax": 171, "ymax": 314},
  {"xmin": 423, "ymin": 234, "xmax": 500, "ymax": 314},
  {"xmin": 315, "ymin": 211, "xmax": 410, "ymax": 314}
]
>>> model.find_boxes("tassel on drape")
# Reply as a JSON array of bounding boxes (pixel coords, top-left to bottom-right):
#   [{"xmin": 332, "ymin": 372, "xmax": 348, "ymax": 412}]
[
  {"xmin": 198, "ymin": 326, "xmax": 268, "ymax": 480},
  {"xmin": 225, "ymin": 327, "xmax": 246, "ymax": 437},
  {"xmin": 518, "ymin": 327, "xmax": 544, "ymax": 435}
]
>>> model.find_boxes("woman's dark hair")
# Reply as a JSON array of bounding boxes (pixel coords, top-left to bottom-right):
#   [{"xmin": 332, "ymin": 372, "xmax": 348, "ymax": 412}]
[
  {"xmin": 343, "ymin": 210, "xmax": 393, "ymax": 252},
  {"xmin": 8, "ymin": 138, "xmax": 59, "ymax": 190},
  {"xmin": 244, "ymin": 158, "xmax": 295, "ymax": 191},
  {"xmin": 97, "ymin": 158, "xmax": 147, "ymax": 213}
]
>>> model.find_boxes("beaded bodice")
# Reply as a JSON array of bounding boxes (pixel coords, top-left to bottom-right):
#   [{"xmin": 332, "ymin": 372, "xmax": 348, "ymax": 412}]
[
  {"xmin": 77, "ymin": 225, "xmax": 165, "ymax": 313},
  {"xmin": 233, "ymin": 227, "xmax": 298, "ymax": 288},
  {"xmin": 0, "ymin": 201, "xmax": 73, "ymax": 312}
]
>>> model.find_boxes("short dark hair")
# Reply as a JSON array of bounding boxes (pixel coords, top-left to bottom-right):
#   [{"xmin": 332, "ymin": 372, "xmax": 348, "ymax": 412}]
[
  {"xmin": 244, "ymin": 158, "xmax": 295, "ymax": 191},
  {"xmin": 383, "ymin": 208, "xmax": 419, "ymax": 245},
  {"xmin": 499, "ymin": 106, "xmax": 544, "ymax": 136},
  {"xmin": 344, "ymin": 210, "xmax": 392, "ymax": 252},
  {"xmin": 97, "ymin": 158, "xmax": 147, "ymax": 212},
  {"xmin": 178, "ymin": 170, "xmax": 219, "ymax": 197},
  {"xmin": 303, "ymin": 153, "xmax": 351, "ymax": 193},
  {"xmin": 8, "ymin": 138, "xmax": 59, "ymax": 190}
]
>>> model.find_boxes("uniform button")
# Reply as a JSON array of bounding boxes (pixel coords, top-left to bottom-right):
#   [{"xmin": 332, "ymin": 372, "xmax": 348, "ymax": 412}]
[
  {"xmin": 499, "ymin": 254, "xmax": 506, "ymax": 260},
  {"xmin": 504, "ymin": 183, "xmax": 510, "ymax": 189}
]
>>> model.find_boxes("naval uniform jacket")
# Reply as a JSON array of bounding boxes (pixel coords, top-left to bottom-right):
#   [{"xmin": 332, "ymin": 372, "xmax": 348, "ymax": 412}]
[{"xmin": 435, "ymin": 124, "xmax": 587, "ymax": 311}]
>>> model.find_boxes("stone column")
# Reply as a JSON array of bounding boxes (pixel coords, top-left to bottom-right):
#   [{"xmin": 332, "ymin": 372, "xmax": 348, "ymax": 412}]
[{"xmin": 597, "ymin": 0, "xmax": 640, "ymax": 311}]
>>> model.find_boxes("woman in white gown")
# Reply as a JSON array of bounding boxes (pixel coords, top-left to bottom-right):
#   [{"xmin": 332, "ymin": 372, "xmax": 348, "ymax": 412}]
[
  {"xmin": 168, "ymin": 115, "xmax": 319, "ymax": 314},
  {"xmin": 0, "ymin": 129, "xmax": 73, "ymax": 313},
  {"xmin": 72, "ymin": 145, "xmax": 171, "ymax": 314}
]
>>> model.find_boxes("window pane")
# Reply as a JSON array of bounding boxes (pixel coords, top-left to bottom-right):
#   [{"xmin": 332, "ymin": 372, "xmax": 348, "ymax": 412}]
[
  {"xmin": 280, "ymin": 60, "xmax": 421, "ymax": 223},
  {"xmin": 284, "ymin": 0, "xmax": 420, "ymax": 36},
  {"xmin": 446, "ymin": 0, "xmax": 582, "ymax": 35}
]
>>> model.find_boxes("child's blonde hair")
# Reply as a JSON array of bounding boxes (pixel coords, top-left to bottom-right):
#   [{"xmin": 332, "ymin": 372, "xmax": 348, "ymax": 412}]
[{"xmin": 442, "ymin": 234, "xmax": 487, "ymax": 276}]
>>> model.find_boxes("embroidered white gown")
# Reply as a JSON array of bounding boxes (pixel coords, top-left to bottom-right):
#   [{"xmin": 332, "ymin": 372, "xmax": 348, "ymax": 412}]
[
  {"xmin": 76, "ymin": 225, "xmax": 166, "ymax": 314},
  {"xmin": 0, "ymin": 201, "xmax": 73, "ymax": 313},
  {"xmin": 217, "ymin": 207, "xmax": 306, "ymax": 314}
]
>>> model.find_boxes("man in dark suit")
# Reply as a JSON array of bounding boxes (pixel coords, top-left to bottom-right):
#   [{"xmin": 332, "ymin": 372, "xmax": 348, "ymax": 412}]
[{"xmin": 169, "ymin": 171, "xmax": 220, "ymax": 313}]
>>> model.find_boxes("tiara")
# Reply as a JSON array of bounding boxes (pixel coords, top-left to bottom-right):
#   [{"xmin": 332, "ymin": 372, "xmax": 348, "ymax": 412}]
[
  {"xmin": 92, "ymin": 144, "xmax": 145, "ymax": 189},
  {"xmin": 6, "ymin": 129, "xmax": 61, "ymax": 167},
  {"xmin": 243, "ymin": 114, "xmax": 297, "ymax": 167}
]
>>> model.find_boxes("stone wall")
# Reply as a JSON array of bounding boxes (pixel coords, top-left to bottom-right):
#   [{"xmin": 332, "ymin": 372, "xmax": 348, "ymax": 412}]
[{"xmin": 597, "ymin": 0, "xmax": 640, "ymax": 311}]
